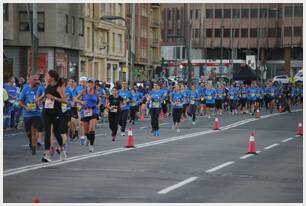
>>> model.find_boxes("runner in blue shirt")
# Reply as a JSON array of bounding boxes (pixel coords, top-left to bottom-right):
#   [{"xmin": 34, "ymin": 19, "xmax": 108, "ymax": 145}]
[
  {"xmin": 247, "ymin": 84, "xmax": 258, "ymax": 115},
  {"xmin": 118, "ymin": 81, "xmax": 131, "ymax": 136},
  {"xmin": 149, "ymin": 82, "xmax": 163, "ymax": 136},
  {"xmin": 215, "ymin": 83, "xmax": 225, "ymax": 115},
  {"xmin": 130, "ymin": 88, "xmax": 139, "ymax": 125},
  {"xmin": 4, "ymin": 77, "xmax": 18, "ymax": 129},
  {"xmin": 228, "ymin": 84, "xmax": 239, "ymax": 115},
  {"xmin": 19, "ymin": 75, "xmax": 42, "ymax": 155},
  {"xmin": 170, "ymin": 84, "xmax": 185, "ymax": 133},
  {"xmin": 204, "ymin": 83, "xmax": 216, "ymax": 119},
  {"xmin": 239, "ymin": 84, "xmax": 248, "ymax": 114},
  {"xmin": 161, "ymin": 82, "xmax": 170, "ymax": 117}
]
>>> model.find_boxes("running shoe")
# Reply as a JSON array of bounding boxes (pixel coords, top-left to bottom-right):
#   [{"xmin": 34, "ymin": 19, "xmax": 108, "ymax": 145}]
[
  {"xmin": 121, "ymin": 132, "xmax": 125, "ymax": 136},
  {"xmin": 176, "ymin": 128, "xmax": 181, "ymax": 133},
  {"xmin": 60, "ymin": 150, "xmax": 67, "ymax": 161},
  {"xmin": 192, "ymin": 121, "xmax": 196, "ymax": 125},
  {"xmin": 89, "ymin": 145, "xmax": 94, "ymax": 152},
  {"xmin": 153, "ymin": 131, "xmax": 157, "ymax": 136},
  {"xmin": 156, "ymin": 130, "xmax": 160, "ymax": 137},
  {"xmin": 42, "ymin": 154, "xmax": 52, "ymax": 162}
]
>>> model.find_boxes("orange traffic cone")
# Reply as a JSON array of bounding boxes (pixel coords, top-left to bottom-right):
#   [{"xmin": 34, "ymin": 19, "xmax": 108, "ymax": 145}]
[
  {"xmin": 296, "ymin": 122, "xmax": 303, "ymax": 136},
  {"xmin": 255, "ymin": 109, "xmax": 260, "ymax": 118},
  {"xmin": 247, "ymin": 131, "xmax": 257, "ymax": 154},
  {"xmin": 125, "ymin": 128, "xmax": 135, "ymax": 148},
  {"xmin": 32, "ymin": 197, "xmax": 40, "ymax": 203},
  {"xmin": 213, "ymin": 117, "xmax": 220, "ymax": 130},
  {"xmin": 278, "ymin": 105, "xmax": 283, "ymax": 113}
]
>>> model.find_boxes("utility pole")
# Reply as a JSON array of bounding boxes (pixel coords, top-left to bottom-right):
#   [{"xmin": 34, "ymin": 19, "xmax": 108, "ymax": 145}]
[
  {"xmin": 32, "ymin": 3, "xmax": 38, "ymax": 76},
  {"xmin": 220, "ymin": 25, "xmax": 224, "ymax": 78},
  {"xmin": 129, "ymin": 3, "xmax": 135, "ymax": 87}
]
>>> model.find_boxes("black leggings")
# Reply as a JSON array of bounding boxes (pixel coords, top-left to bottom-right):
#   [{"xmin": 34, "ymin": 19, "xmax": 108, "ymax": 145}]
[
  {"xmin": 150, "ymin": 108, "xmax": 160, "ymax": 131},
  {"xmin": 230, "ymin": 100, "xmax": 238, "ymax": 111},
  {"xmin": 189, "ymin": 104, "xmax": 197, "ymax": 122},
  {"xmin": 172, "ymin": 108, "xmax": 183, "ymax": 124},
  {"xmin": 130, "ymin": 106, "xmax": 137, "ymax": 121},
  {"xmin": 119, "ymin": 110, "xmax": 129, "ymax": 132},
  {"xmin": 42, "ymin": 110, "xmax": 63, "ymax": 150},
  {"xmin": 109, "ymin": 112, "xmax": 120, "ymax": 136},
  {"xmin": 162, "ymin": 100, "xmax": 168, "ymax": 114}
]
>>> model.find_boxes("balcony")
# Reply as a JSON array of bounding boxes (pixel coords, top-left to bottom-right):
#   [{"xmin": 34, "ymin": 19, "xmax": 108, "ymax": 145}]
[
  {"xmin": 150, "ymin": 38, "xmax": 159, "ymax": 48},
  {"xmin": 150, "ymin": 18, "xmax": 160, "ymax": 28}
]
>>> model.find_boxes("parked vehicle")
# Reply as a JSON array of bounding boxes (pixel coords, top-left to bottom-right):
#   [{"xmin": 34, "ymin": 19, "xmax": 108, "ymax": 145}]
[{"xmin": 272, "ymin": 75, "xmax": 289, "ymax": 84}]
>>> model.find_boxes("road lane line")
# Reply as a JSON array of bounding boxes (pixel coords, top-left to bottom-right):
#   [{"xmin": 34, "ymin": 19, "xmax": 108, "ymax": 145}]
[
  {"xmin": 264, "ymin": 144, "xmax": 279, "ymax": 150},
  {"xmin": 240, "ymin": 154, "xmax": 254, "ymax": 159},
  {"xmin": 160, "ymin": 122, "xmax": 169, "ymax": 126},
  {"xmin": 282, "ymin": 137, "xmax": 294, "ymax": 143},
  {"xmin": 205, "ymin": 161, "xmax": 235, "ymax": 173},
  {"xmin": 157, "ymin": 177, "xmax": 198, "ymax": 194},
  {"xmin": 4, "ymin": 109, "xmax": 302, "ymax": 177},
  {"xmin": 140, "ymin": 126, "xmax": 147, "ymax": 129}
]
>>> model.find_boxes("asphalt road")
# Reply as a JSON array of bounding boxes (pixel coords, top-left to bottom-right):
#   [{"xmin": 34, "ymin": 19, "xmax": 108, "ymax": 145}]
[{"xmin": 3, "ymin": 106, "xmax": 303, "ymax": 203}]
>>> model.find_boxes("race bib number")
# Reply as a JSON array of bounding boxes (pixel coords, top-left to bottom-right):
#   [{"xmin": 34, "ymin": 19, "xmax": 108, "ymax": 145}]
[
  {"xmin": 131, "ymin": 101, "xmax": 137, "ymax": 107},
  {"xmin": 242, "ymin": 94, "xmax": 247, "ymax": 97},
  {"xmin": 45, "ymin": 98, "xmax": 55, "ymax": 109},
  {"xmin": 9, "ymin": 99, "xmax": 15, "ymax": 104},
  {"xmin": 270, "ymin": 93, "xmax": 274, "ymax": 96},
  {"xmin": 230, "ymin": 96, "xmax": 234, "ymax": 100},
  {"xmin": 27, "ymin": 103, "xmax": 36, "ymax": 111},
  {"xmin": 77, "ymin": 104, "xmax": 82, "ymax": 111},
  {"xmin": 190, "ymin": 99, "xmax": 195, "ymax": 105},
  {"xmin": 207, "ymin": 96, "xmax": 212, "ymax": 100},
  {"xmin": 251, "ymin": 93, "xmax": 255, "ymax": 97},
  {"xmin": 61, "ymin": 103, "xmax": 67, "ymax": 111},
  {"xmin": 110, "ymin": 106, "xmax": 118, "ymax": 113},
  {"xmin": 84, "ymin": 108, "xmax": 93, "ymax": 117},
  {"xmin": 153, "ymin": 101, "xmax": 159, "ymax": 108}
]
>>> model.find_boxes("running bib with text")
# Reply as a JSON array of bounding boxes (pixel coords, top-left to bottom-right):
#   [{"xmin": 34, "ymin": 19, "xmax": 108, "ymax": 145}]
[
  {"xmin": 27, "ymin": 103, "xmax": 36, "ymax": 111},
  {"xmin": 153, "ymin": 101, "xmax": 159, "ymax": 108},
  {"xmin": 84, "ymin": 108, "xmax": 93, "ymax": 117},
  {"xmin": 45, "ymin": 98, "xmax": 55, "ymax": 109}
]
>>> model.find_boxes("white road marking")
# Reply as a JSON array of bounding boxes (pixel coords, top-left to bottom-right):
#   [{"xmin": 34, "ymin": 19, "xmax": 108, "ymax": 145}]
[
  {"xmin": 157, "ymin": 177, "xmax": 198, "ymax": 194},
  {"xmin": 4, "ymin": 109, "xmax": 302, "ymax": 177},
  {"xmin": 240, "ymin": 154, "xmax": 254, "ymax": 159},
  {"xmin": 140, "ymin": 126, "xmax": 147, "ymax": 129},
  {"xmin": 205, "ymin": 161, "xmax": 235, "ymax": 173},
  {"xmin": 264, "ymin": 144, "xmax": 279, "ymax": 150},
  {"xmin": 160, "ymin": 122, "xmax": 169, "ymax": 126},
  {"xmin": 256, "ymin": 151, "xmax": 261, "ymax": 154},
  {"xmin": 282, "ymin": 137, "xmax": 294, "ymax": 143}
]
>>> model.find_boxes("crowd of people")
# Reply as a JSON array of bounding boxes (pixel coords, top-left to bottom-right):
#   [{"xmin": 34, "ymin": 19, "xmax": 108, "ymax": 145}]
[{"xmin": 3, "ymin": 70, "xmax": 303, "ymax": 162}]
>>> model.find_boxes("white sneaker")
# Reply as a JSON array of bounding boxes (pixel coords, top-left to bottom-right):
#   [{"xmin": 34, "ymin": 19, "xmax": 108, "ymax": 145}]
[
  {"xmin": 121, "ymin": 132, "xmax": 126, "ymax": 136},
  {"xmin": 42, "ymin": 154, "xmax": 52, "ymax": 162},
  {"xmin": 89, "ymin": 145, "xmax": 94, "ymax": 152},
  {"xmin": 192, "ymin": 121, "xmax": 196, "ymax": 125},
  {"xmin": 60, "ymin": 150, "xmax": 67, "ymax": 161},
  {"xmin": 176, "ymin": 128, "xmax": 181, "ymax": 133}
]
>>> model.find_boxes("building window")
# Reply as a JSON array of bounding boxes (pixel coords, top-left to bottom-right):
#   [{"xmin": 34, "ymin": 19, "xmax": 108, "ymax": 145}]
[
  {"xmin": 167, "ymin": 10, "xmax": 171, "ymax": 20},
  {"xmin": 285, "ymin": 6, "xmax": 293, "ymax": 17},
  {"xmin": 269, "ymin": 9, "xmax": 277, "ymax": 18},
  {"xmin": 250, "ymin": 28, "xmax": 257, "ymax": 38},
  {"xmin": 215, "ymin": 9, "xmax": 222, "ymax": 18},
  {"xmin": 4, "ymin": 3, "xmax": 8, "ymax": 21},
  {"xmin": 177, "ymin": 10, "xmax": 180, "ymax": 20},
  {"xmin": 112, "ymin": 33, "xmax": 115, "ymax": 52},
  {"xmin": 141, "ymin": 48, "xmax": 147, "ymax": 58},
  {"xmin": 141, "ymin": 26, "xmax": 147, "ymax": 38},
  {"xmin": 182, "ymin": 47, "xmax": 186, "ymax": 59},
  {"xmin": 231, "ymin": 28, "xmax": 239, "ymax": 37},
  {"xmin": 294, "ymin": 27, "xmax": 302, "ymax": 36},
  {"xmin": 250, "ymin": 8, "xmax": 258, "ymax": 18},
  {"xmin": 278, "ymin": 7, "xmax": 283, "ymax": 18},
  {"xmin": 232, "ymin": 9, "xmax": 240, "ymax": 18},
  {"xmin": 206, "ymin": 9, "xmax": 213, "ymax": 18},
  {"xmin": 79, "ymin": 18, "xmax": 84, "ymax": 36},
  {"xmin": 65, "ymin": 14, "xmax": 69, "ymax": 33},
  {"xmin": 241, "ymin": 9, "xmax": 249, "ymax": 18},
  {"xmin": 112, "ymin": 4, "xmax": 116, "ymax": 16},
  {"xmin": 87, "ymin": 27, "xmax": 91, "ymax": 49},
  {"xmin": 276, "ymin": 28, "xmax": 281, "ymax": 37},
  {"xmin": 268, "ymin": 28, "xmax": 276, "ymax": 37},
  {"xmin": 259, "ymin": 28, "xmax": 267, "ymax": 37},
  {"xmin": 206, "ymin": 29, "xmax": 212, "ymax": 37},
  {"xmin": 190, "ymin": 10, "xmax": 193, "ymax": 19},
  {"xmin": 19, "ymin": 11, "xmax": 45, "ymax": 32},
  {"xmin": 141, "ymin": 7, "xmax": 147, "ymax": 17},
  {"xmin": 284, "ymin": 27, "xmax": 292, "ymax": 37},
  {"xmin": 176, "ymin": 47, "xmax": 180, "ymax": 59},
  {"xmin": 223, "ymin": 9, "xmax": 231, "ymax": 18},
  {"xmin": 118, "ymin": 34, "xmax": 122, "ymax": 52},
  {"xmin": 294, "ymin": 6, "xmax": 303, "ymax": 16},
  {"xmin": 223, "ymin": 28, "xmax": 230, "ymax": 37},
  {"xmin": 241, "ymin": 28, "xmax": 248, "ymax": 38},
  {"xmin": 195, "ymin": 9, "xmax": 199, "ymax": 19},
  {"xmin": 260, "ymin": 8, "xmax": 268, "ymax": 18},
  {"xmin": 71, "ymin": 16, "xmax": 75, "ymax": 34},
  {"xmin": 194, "ymin": 29, "xmax": 199, "ymax": 38},
  {"xmin": 214, "ymin": 28, "xmax": 221, "ymax": 37}
]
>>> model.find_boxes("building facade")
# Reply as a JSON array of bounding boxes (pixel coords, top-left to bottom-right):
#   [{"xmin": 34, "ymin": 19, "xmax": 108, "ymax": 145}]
[
  {"xmin": 3, "ymin": 3, "xmax": 84, "ymax": 81},
  {"xmin": 161, "ymin": 3, "xmax": 303, "ymax": 80},
  {"xmin": 80, "ymin": 3, "xmax": 126, "ymax": 82},
  {"xmin": 126, "ymin": 3, "xmax": 161, "ymax": 81}
]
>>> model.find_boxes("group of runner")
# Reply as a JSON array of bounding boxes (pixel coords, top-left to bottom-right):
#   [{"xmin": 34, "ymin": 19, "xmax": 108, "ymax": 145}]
[{"xmin": 4, "ymin": 70, "xmax": 303, "ymax": 162}]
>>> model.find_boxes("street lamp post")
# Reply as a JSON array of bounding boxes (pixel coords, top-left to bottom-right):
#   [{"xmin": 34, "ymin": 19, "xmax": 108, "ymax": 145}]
[{"xmin": 101, "ymin": 16, "xmax": 133, "ymax": 86}]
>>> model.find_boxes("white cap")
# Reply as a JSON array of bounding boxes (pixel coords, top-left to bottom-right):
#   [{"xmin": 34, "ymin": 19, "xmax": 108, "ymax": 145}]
[{"xmin": 79, "ymin": 76, "xmax": 87, "ymax": 81}]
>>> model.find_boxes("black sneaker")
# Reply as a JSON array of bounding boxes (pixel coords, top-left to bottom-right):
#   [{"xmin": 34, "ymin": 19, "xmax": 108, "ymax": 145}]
[{"xmin": 42, "ymin": 154, "xmax": 52, "ymax": 162}]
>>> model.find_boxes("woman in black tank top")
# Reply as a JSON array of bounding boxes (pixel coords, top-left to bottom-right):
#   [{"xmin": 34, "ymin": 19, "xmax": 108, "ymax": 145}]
[{"xmin": 41, "ymin": 70, "xmax": 67, "ymax": 162}]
